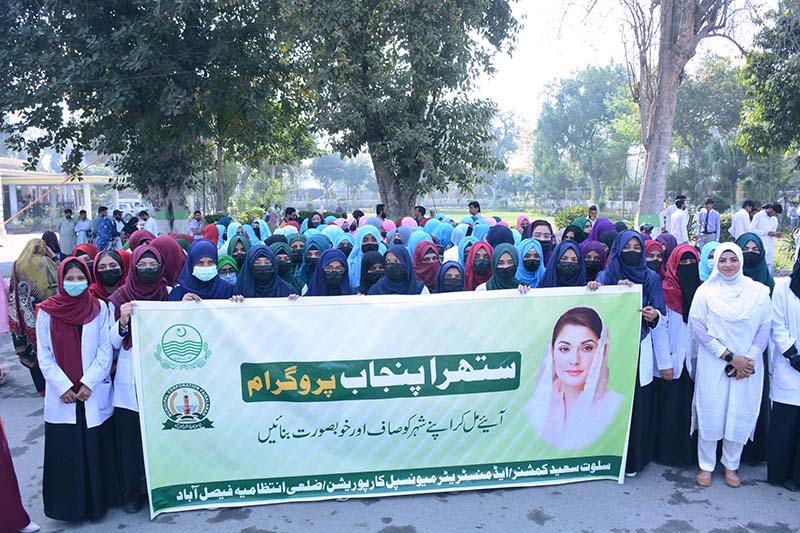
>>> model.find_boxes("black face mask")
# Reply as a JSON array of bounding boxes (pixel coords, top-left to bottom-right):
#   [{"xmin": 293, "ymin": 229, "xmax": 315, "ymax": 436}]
[
  {"xmin": 291, "ymin": 249, "xmax": 304, "ymax": 264},
  {"xmin": 306, "ymin": 257, "xmax": 319, "ymax": 273},
  {"xmin": 361, "ymin": 243, "xmax": 379, "ymax": 254},
  {"xmin": 621, "ymin": 250, "xmax": 641, "ymax": 266},
  {"xmin": 324, "ymin": 271, "xmax": 345, "ymax": 287},
  {"xmin": 497, "ymin": 265, "xmax": 516, "ymax": 279},
  {"xmin": 473, "ymin": 258, "xmax": 491, "ymax": 275},
  {"xmin": 84, "ymin": 260, "xmax": 94, "ymax": 272},
  {"xmin": 523, "ymin": 259, "xmax": 540, "ymax": 272},
  {"xmin": 366, "ymin": 270, "xmax": 384, "ymax": 285},
  {"xmin": 646, "ymin": 259, "xmax": 662, "ymax": 272},
  {"xmin": 338, "ymin": 245, "xmax": 353, "ymax": 258},
  {"xmin": 252, "ymin": 226, "xmax": 261, "ymax": 239},
  {"xmin": 252, "ymin": 264, "xmax": 275, "ymax": 283},
  {"xmin": 743, "ymin": 251, "xmax": 761, "ymax": 267},
  {"xmin": 309, "ymin": 220, "xmax": 319, "ymax": 229},
  {"xmin": 585, "ymin": 259, "xmax": 602, "ymax": 275},
  {"xmin": 233, "ymin": 253, "xmax": 247, "ymax": 268},
  {"xmin": 385, "ymin": 262, "xmax": 406, "ymax": 282},
  {"xmin": 98, "ymin": 268, "xmax": 122, "ymax": 287},
  {"xmin": 441, "ymin": 278, "xmax": 463, "ymax": 292},
  {"xmin": 277, "ymin": 261, "xmax": 291, "ymax": 276},
  {"xmin": 557, "ymin": 261, "xmax": 579, "ymax": 280},
  {"xmin": 137, "ymin": 266, "xmax": 160, "ymax": 284},
  {"xmin": 394, "ymin": 236, "xmax": 403, "ymax": 245},
  {"xmin": 537, "ymin": 239, "xmax": 551, "ymax": 251}
]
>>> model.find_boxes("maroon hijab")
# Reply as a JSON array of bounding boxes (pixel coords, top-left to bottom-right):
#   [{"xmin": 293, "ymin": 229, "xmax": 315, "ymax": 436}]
[
  {"xmin": 37, "ymin": 257, "xmax": 101, "ymax": 392},
  {"xmin": 128, "ymin": 229, "xmax": 156, "ymax": 251},
  {"xmin": 150, "ymin": 235, "xmax": 186, "ymax": 285}
]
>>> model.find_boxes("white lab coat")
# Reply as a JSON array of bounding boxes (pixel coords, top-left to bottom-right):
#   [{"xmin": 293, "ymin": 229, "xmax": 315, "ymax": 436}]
[
  {"xmin": 653, "ymin": 308, "xmax": 697, "ymax": 379},
  {"xmin": 768, "ymin": 278, "xmax": 800, "ymax": 407},
  {"xmin": 640, "ymin": 313, "xmax": 668, "ymax": 387},
  {"xmin": 36, "ymin": 301, "xmax": 114, "ymax": 428},
  {"xmin": 108, "ymin": 301, "xmax": 139, "ymax": 412},
  {"xmin": 749, "ymin": 211, "xmax": 778, "ymax": 266},
  {"xmin": 730, "ymin": 208, "xmax": 751, "ymax": 240},
  {"xmin": 443, "ymin": 246, "xmax": 460, "ymax": 264}
]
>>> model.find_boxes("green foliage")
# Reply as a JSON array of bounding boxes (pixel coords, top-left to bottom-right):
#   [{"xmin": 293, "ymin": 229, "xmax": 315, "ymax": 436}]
[
  {"xmin": 238, "ymin": 207, "xmax": 266, "ymax": 225},
  {"xmin": 775, "ymin": 232, "xmax": 797, "ymax": 271},
  {"xmin": 297, "ymin": 211, "xmax": 343, "ymax": 220},
  {"xmin": 554, "ymin": 206, "xmax": 589, "ymax": 231},
  {"xmin": 204, "ymin": 213, "xmax": 225, "ymax": 226},
  {"xmin": 718, "ymin": 213, "xmax": 733, "ymax": 243}
]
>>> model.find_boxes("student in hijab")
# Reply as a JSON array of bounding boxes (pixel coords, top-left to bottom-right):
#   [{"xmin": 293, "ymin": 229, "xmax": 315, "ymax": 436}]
[
  {"xmin": 42, "ymin": 230, "xmax": 63, "ymax": 262},
  {"xmin": 654, "ymin": 244, "xmax": 702, "ymax": 467},
  {"xmin": 423, "ymin": 218, "xmax": 441, "ymax": 236},
  {"xmin": 614, "ymin": 221, "xmax": 630, "ymax": 232},
  {"xmin": 304, "ymin": 249, "xmax": 355, "ymax": 296},
  {"xmin": 516, "ymin": 216, "xmax": 531, "ymax": 234},
  {"xmin": 594, "ymin": 230, "xmax": 667, "ymax": 477},
  {"xmin": 580, "ymin": 240, "xmax": 606, "ymax": 282},
  {"xmin": 598, "ymin": 230, "xmax": 618, "ymax": 255},
  {"xmin": 413, "ymin": 241, "xmax": 441, "ymax": 292},
  {"xmin": 690, "ymin": 242, "xmax": 771, "ymax": 489},
  {"xmin": 432, "ymin": 223, "xmax": 454, "ymax": 251},
  {"xmin": 464, "ymin": 241, "xmax": 493, "ymax": 291},
  {"xmin": 253, "ymin": 219, "xmax": 271, "ymax": 241},
  {"xmin": 295, "ymin": 234, "xmax": 331, "ymax": 290},
  {"xmin": 699, "ymin": 241, "xmax": 720, "ymax": 281},
  {"xmin": 73, "ymin": 243, "xmax": 99, "ymax": 274},
  {"xmin": 655, "ymin": 233, "xmax": 678, "ymax": 262},
  {"xmin": 307, "ymin": 211, "xmax": 324, "ymax": 229},
  {"xmin": 736, "ymin": 233, "xmax": 775, "ymax": 295},
  {"xmin": 368, "ymin": 246, "xmax": 428, "ymax": 295},
  {"xmin": 269, "ymin": 242, "xmax": 294, "ymax": 287},
  {"xmin": 645, "ymin": 239, "xmax": 666, "ymax": 278},
  {"xmin": 225, "ymin": 234, "xmax": 251, "ymax": 271},
  {"xmin": 335, "ymin": 232, "xmax": 356, "ymax": 259},
  {"xmin": 586, "ymin": 217, "xmax": 615, "ymax": 242},
  {"xmin": 264, "ymin": 234, "xmax": 288, "ymax": 247},
  {"xmin": 321, "ymin": 224, "xmax": 344, "ymax": 244},
  {"xmin": 472, "ymin": 221, "xmax": 490, "ymax": 242},
  {"xmin": 540, "ymin": 241, "xmax": 586, "ymax": 288},
  {"xmin": 386, "ymin": 226, "xmax": 413, "ymax": 248},
  {"xmin": 150, "ymin": 235, "xmax": 186, "ymax": 286},
  {"xmin": 407, "ymin": 230, "xmax": 433, "ymax": 257},
  {"xmin": 287, "ymin": 234, "xmax": 307, "ymax": 292},
  {"xmin": 9, "ymin": 238, "xmax": 59, "ymax": 395},
  {"xmin": 572, "ymin": 216, "xmax": 593, "ymax": 235},
  {"xmin": 36, "ymin": 257, "xmax": 121, "ymax": 522},
  {"xmin": 358, "ymin": 251, "xmax": 386, "ymax": 294},
  {"xmin": 767, "ymin": 254, "xmax": 800, "ymax": 491},
  {"xmin": 128, "ymin": 229, "xmax": 156, "ymax": 251},
  {"xmin": 234, "ymin": 245, "xmax": 297, "ymax": 298},
  {"xmin": 476, "ymin": 243, "xmax": 519, "ymax": 291},
  {"xmin": 560, "ymin": 225, "xmax": 585, "ymax": 244},
  {"xmin": 444, "ymin": 223, "xmax": 471, "ymax": 263},
  {"xmin": 110, "ymin": 245, "xmax": 169, "ymax": 512},
  {"xmin": 515, "ymin": 238, "xmax": 545, "ymax": 289},
  {"xmin": 217, "ymin": 254, "xmax": 239, "ymax": 286},
  {"xmin": 434, "ymin": 261, "xmax": 465, "ymax": 293},
  {"xmin": 168, "ymin": 238, "xmax": 234, "ymax": 301},
  {"xmin": 89, "ymin": 250, "xmax": 125, "ymax": 302},
  {"xmin": 203, "ymin": 224, "xmax": 220, "ymax": 247},
  {"xmin": 347, "ymin": 225, "xmax": 382, "ymax": 287},
  {"xmin": 486, "ymin": 225, "xmax": 515, "ymax": 249}
]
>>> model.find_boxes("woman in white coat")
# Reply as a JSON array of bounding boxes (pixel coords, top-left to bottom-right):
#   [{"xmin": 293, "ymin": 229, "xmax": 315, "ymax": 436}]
[
  {"xmin": 689, "ymin": 242, "xmax": 772, "ymax": 488},
  {"xmin": 36, "ymin": 256, "xmax": 121, "ymax": 522}
]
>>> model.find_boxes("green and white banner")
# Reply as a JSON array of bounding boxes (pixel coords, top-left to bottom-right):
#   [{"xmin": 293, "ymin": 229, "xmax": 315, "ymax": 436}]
[{"xmin": 132, "ymin": 286, "xmax": 642, "ymax": 517}]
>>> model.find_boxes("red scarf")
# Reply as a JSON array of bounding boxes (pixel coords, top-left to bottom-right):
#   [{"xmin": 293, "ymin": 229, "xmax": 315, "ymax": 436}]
[
  {"xmin": 37, "ymin": 257, "xmax": 101, "ymax": 393},
  {"xmin": 464, "ymin": 241, "xmax": 494, "ymax": 291},
  {"xmin": 413, "ymin": 241, "xmax": 441, "ymax": 292},
  {"xmin": 89, "ymin": 250, "xmax": 126, "ymax": 302},
  {"xmin": 661, "ymin": 244, "xmax": 700, "ymax": 315},
  {"xmin": 645, "ymin": 240, "xmax": 666, "ymax": 278}
]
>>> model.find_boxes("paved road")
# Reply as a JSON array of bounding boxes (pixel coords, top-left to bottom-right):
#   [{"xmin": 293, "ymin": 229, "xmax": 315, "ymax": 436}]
[{"xmin": 1, "ymin": 233, "xmax": 798, "ymax": 532}]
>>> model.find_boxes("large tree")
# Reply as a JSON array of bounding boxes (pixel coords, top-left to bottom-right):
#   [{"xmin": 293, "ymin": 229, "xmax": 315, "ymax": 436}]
[
  {"xmin": 282, "ymin": 0, "xmax": 519, "ymax": 218},
  {"xmin": 0, "ymin": 0, "xmax": 311, "ymax": 228}
]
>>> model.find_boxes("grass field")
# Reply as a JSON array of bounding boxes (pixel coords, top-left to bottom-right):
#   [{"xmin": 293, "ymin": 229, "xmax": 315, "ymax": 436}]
[{"xmin": 439, "ymin": 210, "xmax": 552, "ymax": 227}]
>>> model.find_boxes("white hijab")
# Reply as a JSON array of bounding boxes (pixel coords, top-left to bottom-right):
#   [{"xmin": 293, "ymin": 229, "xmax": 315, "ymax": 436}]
[{"xmin": 705, "ymin": 242, "xmax": 761, "ymax": 322}]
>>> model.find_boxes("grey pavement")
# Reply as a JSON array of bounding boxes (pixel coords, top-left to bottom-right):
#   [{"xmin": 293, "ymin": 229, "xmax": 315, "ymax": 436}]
[{"xmin": 0, "ymin": 234, "xmax": 798, "ymax": 532}]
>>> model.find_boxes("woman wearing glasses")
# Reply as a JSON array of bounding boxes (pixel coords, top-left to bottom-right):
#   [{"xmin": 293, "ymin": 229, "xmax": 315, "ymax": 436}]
[{"xmin": 304, "ymin": 249, "xmax": 356, "ymax": 296}]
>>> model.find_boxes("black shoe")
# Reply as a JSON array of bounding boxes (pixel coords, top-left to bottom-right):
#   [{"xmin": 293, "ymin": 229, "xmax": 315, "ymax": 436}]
[
  {"xmin": 782, "ymin": 479, "xmax": 799, "ymax": 492},
  {"xmin": 124, "ymin": 497, "xmax": 144, "ymax": 514}
]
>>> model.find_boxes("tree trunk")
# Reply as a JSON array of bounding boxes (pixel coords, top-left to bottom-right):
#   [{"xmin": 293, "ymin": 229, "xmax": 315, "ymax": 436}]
[
  {"xmin": 216, "ymin": 142, "xmax": 224, "ymax": 213},
  {"xmin": 368, "ymin": 143, "xmax": 417, "ymax": 220},
  {"xmin": 147, "ymin": 184, "xmax": 188, "ymax": 234},
  {"xmin": 588, "ymin": 172, "xmax": 601, "ymax": 207}
]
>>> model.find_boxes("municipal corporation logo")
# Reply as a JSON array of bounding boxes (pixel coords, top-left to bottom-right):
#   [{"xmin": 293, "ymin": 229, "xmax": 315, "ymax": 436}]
[
  {"xmin": 155, "ymin": 324, "xmax": 210, "ymax": 370},
  {"xmin": 161, "ymin": 383, "xmax": 214, "ymax": 430}
]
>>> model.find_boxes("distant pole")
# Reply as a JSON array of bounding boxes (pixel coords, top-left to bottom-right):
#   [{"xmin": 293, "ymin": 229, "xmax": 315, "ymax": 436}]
[{"xmin": 0, "ymin": 167, "xmax": 6, "ymax": 239}]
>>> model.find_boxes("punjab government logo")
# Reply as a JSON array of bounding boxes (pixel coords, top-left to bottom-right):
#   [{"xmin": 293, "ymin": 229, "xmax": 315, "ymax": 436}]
[
  {"xmin": 155, "ymin": 324, "xmax": 210, "ymax": 370},
  {"xmin": 162, "ymin": 383, "xmax": 213, "ymax": 430}
]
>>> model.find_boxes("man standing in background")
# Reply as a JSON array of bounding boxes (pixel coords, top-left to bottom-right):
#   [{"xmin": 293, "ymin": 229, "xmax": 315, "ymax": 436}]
[
  {"xmin": 139, "ymin": 210, "xmax": 159, "ymax": 236},
  {"xmin": 750, "ymin": 203, "xmax": 782, "ymax": 274},
  {"xmin": 696, "ymin": 198, "xmax": 720, "ymax": 248},
  {"xmin": 57, "ymin": 208, "xmax": 77, "ymax": 255},
  {"xmin": 188, "ymin": 210, "xmax": 203, "ymax": 237},
  {"xmin": 730, "ymin": 199, "xmax": 756, "ymax": 240},
  {"xmin": 660, "ymin": 194, "xmax": 687, "ymax": 233},
  {"xmin": 75, "ymin": 209, "xmax": 91, "ymax": 244},
  {"xmin": 668, "ymin": 199, "xmax": 690, "ymax": 244}
]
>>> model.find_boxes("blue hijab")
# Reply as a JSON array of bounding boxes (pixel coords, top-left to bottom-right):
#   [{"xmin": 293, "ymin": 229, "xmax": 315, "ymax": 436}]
[
  {"xmin": 540, "ymin": 240, "xmax": 586, "ymax": 288},
  {"xmin": 407, "ymin": 230, "xmax": 433, "ymax": 256},
  {"xmin": 253, "ymin": 220, "xmax": 271, "ymax": 241},
  {"xmin": 234, "ymin": 244, "xmax": 296, "ymax": 298},
  {"xmin": 348, "ymin": 225, "xmax": 382, "ymax": 287},
  {"xmin": 295, "ymin": 234, "xmax": 332, "ymax": 286},
  {"xmin": 486, "ymin": 225, "xmax": 515, "ymax": 249},
  {"xmin": 306, "ymin": 249, "xmax": 355, "ymax": 296},
  {"xmin": 451, "ymin": 224, "xmax": 470, "ymax": 247},
  {"xmin": 515, "ymin": 238, "xmax": 546, "ymax": 288},
  {"xmin": 432, "ymin": 223, "xmax": 454, "ymax": 248},
  {"xmin": 699, "ymin": 241, "xmax": 720, "ymax": 281},
  {"xmin": 423, "ymin": 218, "xmax": 441, "ymax": 236},
  {"xmin": 368, "ymin": 245, "xmax": 425, "ymax": 295},
  {"xmin": 334, "ymin": 232, "xmax": 356, "ymax": 250},
  {"xmin": 473, "ymin": 221, "xmax": 490, "ymax": 241},
  {"xmin": 457, "ymin": 236, "xmax": 479, "ymax": 266},
  {"xmin": 434, "ymin": 261, "xmax": 464, "ymax": 293},
  {"xmin": 386, "ymin": 226, "xmax": 413, "ymax": 247},
  {"xmin": 215, "ymin": 224, "xmax": 226, "ymax": 247},
  {"xmin": 169, "ymin": 238, "xmax": 234, "ymax": 300},
  {"xmin": 321, "ymin": 224, "xmax": 344, "ymax": 242},
  {"xmin": 511, "ymin": 229, "xmax": 522, "ymax": 246}
]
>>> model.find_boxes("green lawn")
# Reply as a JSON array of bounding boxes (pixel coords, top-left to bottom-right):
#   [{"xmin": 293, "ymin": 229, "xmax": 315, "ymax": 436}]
[{"xmin": 440, "ymin": 210, "xmax": 551, "ymax": 227}]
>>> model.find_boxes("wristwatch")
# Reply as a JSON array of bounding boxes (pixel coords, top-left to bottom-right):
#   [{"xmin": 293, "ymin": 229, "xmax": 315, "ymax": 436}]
[{"xmin": 723, "ymin": 351, "xmax": 733, "ymax": 363}]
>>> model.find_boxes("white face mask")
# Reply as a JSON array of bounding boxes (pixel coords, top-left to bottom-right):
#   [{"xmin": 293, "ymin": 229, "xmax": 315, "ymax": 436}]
[{"xmin": 193, "ymin": 265, "xmax": 218, "ymax": 282}]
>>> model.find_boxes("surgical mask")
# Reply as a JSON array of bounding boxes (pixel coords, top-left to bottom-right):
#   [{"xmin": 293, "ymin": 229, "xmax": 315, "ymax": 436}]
[
  {"xmin": 136, "ymin": 266, "xmax": 160, "ymax": 284},
  {"xmin": 233, "ymin": 252, "xmax": 247, "ymax": 268},
  {"xmin": 621, "ymin": 250, "xmax": 641, "ymax": 266},
  {"xmin": 743, "ymin": 251, "xmax": 760, "ymax": 267},
  {"xmin": 585, "ymin": 259, "xmax": 602, "ymax": 276},
  {"xmin": 324, "ymin": 271, "xmax": 345, "ymax": 286},
  {"xmin": 441, "ymin": 278, "xmax": 462, "ymax": 292},
  {"xmin": 97, "ymin": 268, "xmax": 122, "ymax": 286},
  {"xmin": 339, "ymin": 244, "xmax": 353, "ymax": 258},
  {"xmin": 385, "ymin": 262, "xmax": 406, "ymax": 282},
  {"xmin": 473, "ymin": 258, "xmax": 490, "ymax": 275},
  {"xmin": 221, "ymin": 272, "xmax": 238, "ymax": 285},
  {"xmin": 252, "ymin": 264, "xmax": 275, "ymax": 283},
  {"xmin": 361, "ymin": 243, "xmax": 379, "ymax": 254},
  {"xmin": 523, "ymin": 259, "xmax": 540, "ymax": 272},
  {"xmin": 291, "ymin": 249, "xmax": 304, "ymax": 263},
  {"xmin": 646, "ymin": 259, "xmax": 662, "ymax": 272},
  {"xmin": 366, "ymin": 270, "xmax": 384, "ymax": 285},
  {"xmin": 497, "ymin": 265, "xmax": 516, "ymax": 279},
  {"xmin": 557, "ymin": 262, "xmax": 579, "ymax": 279},
  {"xmin": 63, "ymin": 280, "xmax": 88, "ymax": 297},
  {"xmin": 537, "ymin": 239, "xmax": 551, "ymax": 251},
  {"xmin": 193, "ymin": 265, "xmax": 218, "ymax": 282},
  {"xmin": 306, "ymin": 257, "xmax": 319, "ymax": 273},
  {"xmin": 277, "ymin": 261, "xmax": 291, "ymax": 276}
]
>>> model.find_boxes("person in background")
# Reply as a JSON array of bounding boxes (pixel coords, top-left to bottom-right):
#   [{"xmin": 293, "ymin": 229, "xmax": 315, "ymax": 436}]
[
  {"xmin": 696, "ymin": 198, "xmax": 721, "ymax": 249},
  {"xmin": 660, "ymin": 194, "xmax": 687, "ymax": 234},
  {"xmin": 75, "ymin": 209, "xmax": 92, "ymax": 245},
  {"xmin": 284, "ymin": 207, "xmax": 298, "ymax": 225},
  {"xmin": 588, "ymin": 205, "xmax": 598, "ymax": 222},
  {"xmin": 57, "ymin": 208, "xmax": 77, "ymax": 255},
  {"xmin": 749, "ymin": 203, "xmax": 782, "ymax": 275},
  {"xmin": 112, "ymin": 210, "xmax": 125, "ymax": 246},
  {"xmin": 93, "ymin": 206, "xmax": 115, "ymax": 251},
  {"xmin": 139, "ymin": 210, "xmax": 159, "ymax": 236},
  {"xmin": 42, "ymin": 231, "xmax": 64, "ymax": 263},
  {"xmin": 468, "ymin": 200, "xmax": 482, "ymax": 223},
  {"xmin": 790, "ymin": 202, "xmax": 799, "ymax": 230},
  {"xmin": 414, "ymin": 205, "xmax": 427, "ymax": 226},
  {"xmin": 376, "ymin": 203, "xmax": 387, "ymax": 221},
  {"xmin": 668, "ymin": 199, "xmax": 690, "ymax": 244},
  {"xmin": 188, "ymin": 210, "xmax": 204, "ymax": 237},
  {"xmin": 730, "ymin": 200, "xmax": 756, "ymax": 241}
]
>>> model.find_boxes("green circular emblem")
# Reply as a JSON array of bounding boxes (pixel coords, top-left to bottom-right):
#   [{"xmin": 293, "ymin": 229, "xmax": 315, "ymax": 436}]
[
  {"xmin": 161, "ymin": 383, "xmax": 213, "ymax": 431},
  {"xmin": 155, "ymin": 324, "xmax": 211, "ymax": 370}
]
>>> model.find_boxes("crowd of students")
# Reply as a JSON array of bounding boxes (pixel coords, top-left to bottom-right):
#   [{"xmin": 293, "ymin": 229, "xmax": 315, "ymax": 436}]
[{"xmin": 2, "ymin": 199, "xmax": 800, "ymax": 530}]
